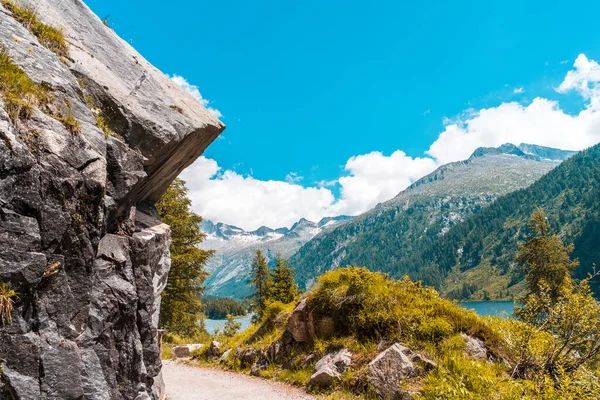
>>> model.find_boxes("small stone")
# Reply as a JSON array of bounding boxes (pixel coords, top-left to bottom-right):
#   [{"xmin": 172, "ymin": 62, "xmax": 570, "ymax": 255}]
[
  {"xmin": 310, "ymin": 365, "xmax": 340, "ymax": 388},
  {"xmin": 207, "ymin": 341, "xmax": 222, "ymax": 358},
  {"xmin": 220, "ymin": 349, "xmax": 232, "ymax": 361},
  {"xmin": 171, "ymin": 344, "xmax": 203, "ymax": 359},
  {"xmin": 310, "ymin": 348, "xmax": 352, "ymax": 388}
]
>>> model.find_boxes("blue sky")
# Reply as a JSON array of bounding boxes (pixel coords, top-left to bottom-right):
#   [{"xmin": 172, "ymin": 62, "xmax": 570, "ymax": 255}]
[{"xmin": 87, "ymin": 0, "xmax": 600, "ymax": 229}]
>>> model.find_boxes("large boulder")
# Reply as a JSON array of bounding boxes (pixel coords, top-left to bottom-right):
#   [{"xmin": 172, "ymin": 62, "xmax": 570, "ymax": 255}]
[
  {"xmin": 286, "ymin": 299, "xmax": 313, "ymax": 342},
  {"xmin": 368, "ymin": 344, "xmax": 435, "ymax": 399},
  {"xmin": 0, "ymin": 0, "xmax": 224, "ymax": 398},
  {"xmin": 286, "ymin": 299, "xmax": 336, "ymax": 343},
  {"xmin": 310, "ymin": 348, "xmax": 352, "ymax": 388}
]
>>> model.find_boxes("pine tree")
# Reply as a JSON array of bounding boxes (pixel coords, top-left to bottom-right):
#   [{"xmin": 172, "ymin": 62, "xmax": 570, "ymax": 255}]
[
  {"xmin": 223, "ymin": 314, "xmax": 242, "ymax": 337},
  {"xmin": 516, "ymin": 208, "xmax": 579, "ymax": 302},
  {"xmin": 512, "ymin": 210, "xmax": 600, "ymax": 380},
  {"xmin": 156, "ymin": 178, "xmax": 214, "ymax": 337},
  {"xmin": 270, "ymin": 253, "xmax": 298, "ymax": 304},
  {"xmin": 247, "ymin": 250, "xmax": 271, "ymax": 319}
]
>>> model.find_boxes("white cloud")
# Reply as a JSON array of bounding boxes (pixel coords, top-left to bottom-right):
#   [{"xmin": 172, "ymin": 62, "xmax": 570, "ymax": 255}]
[
  {"xmin": 180, "ymin": 158, "xmax": 337, "ymax": 229},
  {"xmin": 513, "ymin": 87, "xmax": 524, "ymax": 94},
  {"xmin": 557, "ymin": 54, "xmax": 600, "ymax": 111},
  {"xmin": 169, "ymin": 74, "xmax": 223, "ymax": 118},
  {"xmin": 285, "ymin": 172, "xmax": 303, "ymax": 184},
  {"xmin": 181, "ymin": 53, "xmax": 600, "ymax": 230},
  {"xmin": 332, "ymin": 151, "xmax": 437, "ymax": 215}
]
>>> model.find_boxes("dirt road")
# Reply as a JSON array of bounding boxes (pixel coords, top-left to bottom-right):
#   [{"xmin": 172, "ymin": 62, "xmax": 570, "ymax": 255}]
[{"xmin": 162, "ymin": 360, "xmax": 315, "ymax": 400}]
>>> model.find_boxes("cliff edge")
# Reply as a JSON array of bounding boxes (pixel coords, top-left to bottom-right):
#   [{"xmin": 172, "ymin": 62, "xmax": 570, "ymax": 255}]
[{"xmin": 0, "ymin": 0, "xmax": 224, "ymax": 398}]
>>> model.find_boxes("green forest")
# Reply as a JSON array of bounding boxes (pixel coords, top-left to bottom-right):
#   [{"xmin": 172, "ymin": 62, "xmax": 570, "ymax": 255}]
[{"xmin": 202, "ymin": 296, "xmax": 248, "ymax": 319}]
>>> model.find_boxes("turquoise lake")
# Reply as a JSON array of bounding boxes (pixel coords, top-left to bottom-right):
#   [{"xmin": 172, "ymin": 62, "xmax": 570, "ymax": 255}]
[
  {"xmin": 460, "ymin": 301, "xmax": 515, "ymax": 317},
  {"xmin": 204, "ymin": 315, "xmax": 253, "ymax": 334}
]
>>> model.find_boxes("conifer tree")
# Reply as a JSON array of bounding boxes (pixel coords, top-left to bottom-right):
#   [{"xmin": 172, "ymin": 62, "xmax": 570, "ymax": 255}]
[
  {"xmin": 156, "ymin": 178, "xmax": 214, "ymax": 337},
  {"xmin": 516, "ymin": 208, "xmax": 579, "ymax": 302},
  {"xmin": 248, "ymin": 250, "xmax": 271, "ymax": 319},
  {"xmin": 270, "ymin": 253, "xmax": 298, "ymax": 304},
  {"xmin": 512, "ymin": 209, "xmax": 600, "ymax": 380},
  {"xmin": 223, "ymin": 314, "xmax": 242, "ymax": 337}
]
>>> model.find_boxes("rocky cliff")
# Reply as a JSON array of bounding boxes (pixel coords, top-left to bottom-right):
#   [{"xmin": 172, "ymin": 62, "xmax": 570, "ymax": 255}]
[{"xmin": 0, "ymin": 1, "xmax": 224, "ymax": 399}]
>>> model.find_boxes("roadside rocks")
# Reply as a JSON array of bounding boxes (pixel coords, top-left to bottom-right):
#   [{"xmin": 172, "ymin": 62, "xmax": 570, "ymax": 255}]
[
  {"xmin": 235, "ymin": 347, "xmax": 261, "ymax": 368},
  {"xmin": 220, "ymin": 349, "xmax": 232, "ymax": 361},
  {"xmin": 172, "ymin": 344, "xmax": 204, "ymax": 359},
  {"xmin": 368, "ymin": 344, "xmax": 436, "ymax": 399},
  {"xmin": 310, "ymin": 348, "xmax": 352, "ymax": 388},
  {"xmin": 207, "ymin": 341, "xmax": 222, "ymax": 358}
]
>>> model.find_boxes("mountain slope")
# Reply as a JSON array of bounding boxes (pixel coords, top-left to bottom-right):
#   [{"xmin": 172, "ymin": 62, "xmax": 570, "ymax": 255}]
[
  {"xmin": 407, "ymin": 143, "xmax": 600, "ymax": 299},
  {"xmin": 290, "ymin": 143, "xmax": 576, "ymax": 290},
  {"xmin": 201, "ymin": 216, "xmax": 352, "ymax": 299}
]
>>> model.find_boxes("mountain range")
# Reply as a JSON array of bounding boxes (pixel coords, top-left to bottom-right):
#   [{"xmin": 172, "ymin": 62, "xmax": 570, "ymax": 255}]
[
  {"xmin": 289, "ymin": 143, "xmax": 577, "ymax": 294},
  {"xmin": 200, "ymin": 216, "xmax": 352, "ymax": 298}
]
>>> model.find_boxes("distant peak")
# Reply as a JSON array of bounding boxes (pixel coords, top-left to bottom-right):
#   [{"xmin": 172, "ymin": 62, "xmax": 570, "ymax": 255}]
[
  {"xmin": 469, "ymin": 142, "xmax": 576, "ymax": 162},
  {"xmin": 517, "ymin": 143, "xmax": 577, "ymax": 161},
  {"xmin": 290, "ymin": 218, "xmax": 317, "ymax": 231},
  {"xmin": 469, "ymin": 143, "xmax": 526, "ymax": 159}
]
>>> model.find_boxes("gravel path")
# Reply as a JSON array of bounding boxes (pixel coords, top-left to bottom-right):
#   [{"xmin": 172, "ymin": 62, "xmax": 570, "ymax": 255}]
[{"xmin": 162, "ymin": 360, "xmax": 316, "ymax": 400}]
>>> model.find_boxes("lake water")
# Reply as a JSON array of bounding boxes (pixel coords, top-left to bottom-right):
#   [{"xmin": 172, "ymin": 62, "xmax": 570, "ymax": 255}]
[
  {"xmin": 204, "ymin": 315, "xmax": 253, "ymax": 334},
  {"xmin": 460, "ymin": 301, "xmax": 515, "ymax": 317}
]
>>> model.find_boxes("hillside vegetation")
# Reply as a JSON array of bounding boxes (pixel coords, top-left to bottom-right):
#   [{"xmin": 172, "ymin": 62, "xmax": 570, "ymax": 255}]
[
  {"xmin": 181, "ymin": 259, "xmax": 600, "ymax": 399},
  {"xmin": 290, "ymin": 144, "xmax": 575, "ymax": 297},
  {"xmin": 408, "ymin": 143, "xmax": 600, "ymax": 299}
]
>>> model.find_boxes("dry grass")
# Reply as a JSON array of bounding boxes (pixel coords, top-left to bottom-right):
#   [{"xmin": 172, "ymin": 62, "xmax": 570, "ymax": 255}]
[
  {"xmin": 0, "ymin": 281, "xmax": 17, "ymax": 327},
  {"xmin": 83, "ymin": 95, "xmax": 123, "ymax": 140},
  {"xmin": 1, "ymin": 0, "xmax": 69, "ymax": 57},
  {"xmin": 53, "ymin": 99, "xmax": 80, "ymax": 134},
  {"xmin": 0, "ymin": 45, "xmax": 51, "ymax": 122}
]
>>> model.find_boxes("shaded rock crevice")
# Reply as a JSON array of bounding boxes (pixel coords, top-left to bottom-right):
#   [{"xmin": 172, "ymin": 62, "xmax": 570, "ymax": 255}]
[{"xmin": 0, "ymin": 0, "xmax": 224, "ymax": 399}]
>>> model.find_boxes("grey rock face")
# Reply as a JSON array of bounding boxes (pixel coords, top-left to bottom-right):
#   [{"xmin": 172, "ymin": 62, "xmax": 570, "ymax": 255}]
[
  {"xmin": 310, "ymin": 348, "xmax": 352, "ymax": 388},
  {"xmin": 368, "ymin": 344, "xmax": 434, "ymax": 400},
  {"xmin": 461, "ymin": 334, "xmax": 488, "ymax": 360},
  {"xmin": 0, "ymin": 0, "xmax": 224, "ymax": 399}
]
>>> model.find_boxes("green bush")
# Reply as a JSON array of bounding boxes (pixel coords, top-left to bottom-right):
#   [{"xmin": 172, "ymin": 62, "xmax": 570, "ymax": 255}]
[
  {"xmin": 416, "ymin": 317, "xmax": 454, "ymax": 341},
  {"xmin": 308, "ymin": 267, "xmax": 497, "ymax": 346}
]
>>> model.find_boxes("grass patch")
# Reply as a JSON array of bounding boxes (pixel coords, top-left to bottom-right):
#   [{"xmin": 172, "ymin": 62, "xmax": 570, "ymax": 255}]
[
  {"xmin": 0, "ymin": 281, "xmax": 17, "ymax": 327},
  {"xmin": 1, "ymin": 0, "xmax": 69, "ymax": 57},
  {"xmin": 170, "ymin": 105, "xmax": 184, "ymax": 113},
  {"xmin": 52, "ymin": 99, "xmax": 80, "ymax": 133},
  {"xmin": 83, "ymin": 95, "xmax": 124, "ymax": 140},
  {"xmin": 0, "ymin": 45, "xmax": 51, "ymax": 122}
]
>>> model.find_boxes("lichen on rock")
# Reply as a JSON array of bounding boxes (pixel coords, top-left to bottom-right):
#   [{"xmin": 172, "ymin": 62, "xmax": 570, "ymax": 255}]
[{"xmin": 0, "ymin": 0, "xmax": 224, "ymax": 398}]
